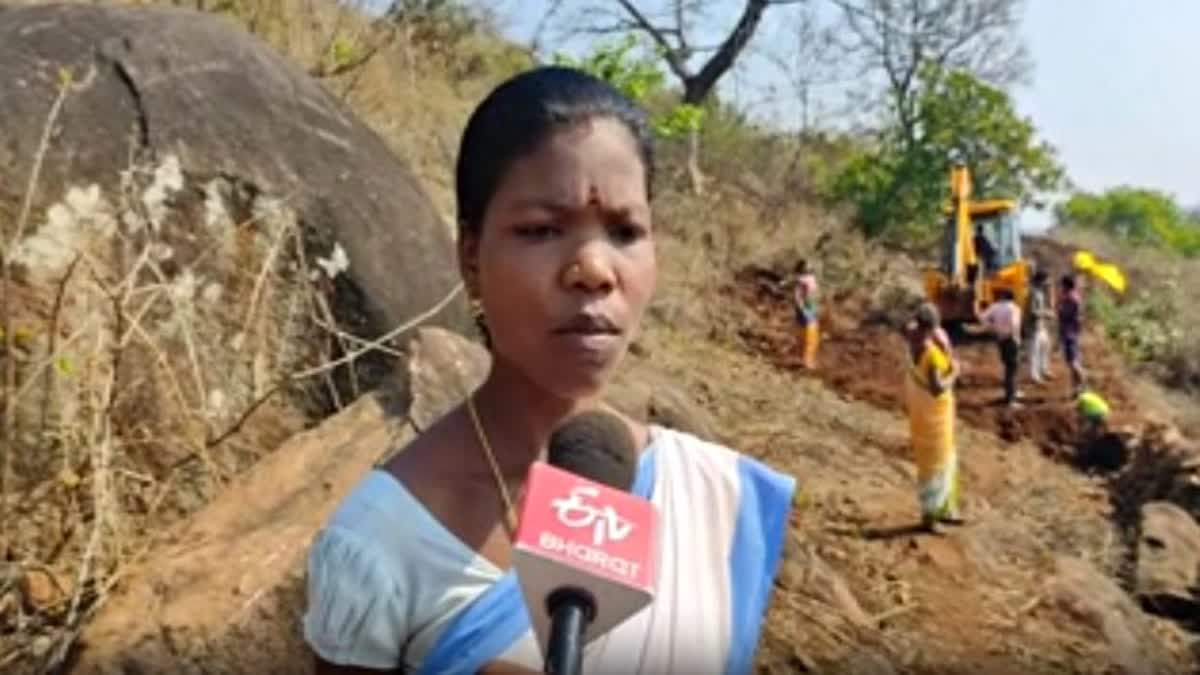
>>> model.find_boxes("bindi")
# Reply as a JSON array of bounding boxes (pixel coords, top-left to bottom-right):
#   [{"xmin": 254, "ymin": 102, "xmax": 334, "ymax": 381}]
[{"xmin": 562, "ymin": 117, "xmax": 596, "ymax": 139}]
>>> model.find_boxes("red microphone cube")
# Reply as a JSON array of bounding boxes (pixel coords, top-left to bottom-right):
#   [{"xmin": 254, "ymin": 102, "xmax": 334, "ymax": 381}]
[{"xmin": 512, "ymin": 461, "xmax": 658, "ymax": 652}]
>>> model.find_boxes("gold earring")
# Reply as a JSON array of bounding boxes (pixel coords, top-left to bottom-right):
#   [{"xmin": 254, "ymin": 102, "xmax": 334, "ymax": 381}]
[{"xmin": 470, "ymin": 299, "xmax": 493, "ymax": 350}]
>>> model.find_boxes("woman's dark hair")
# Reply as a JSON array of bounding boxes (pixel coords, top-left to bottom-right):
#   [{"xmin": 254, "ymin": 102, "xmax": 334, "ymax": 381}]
[
  {"xmin": 914, "ymin": 302, "xmax": 940, "ymax": 330},
  {"xmin": 454, "ymin": 65, "xmax": 656, "ymax": 236},
  {"xmin": 1061, "ymin": 274, "xmax": 1077, "ymax": 291}
]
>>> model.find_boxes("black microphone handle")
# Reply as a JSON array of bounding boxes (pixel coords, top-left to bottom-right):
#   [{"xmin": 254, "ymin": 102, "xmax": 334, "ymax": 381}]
[{"xmin": 543, "ymin": 588, "xmax": 596, "ymax": 675}]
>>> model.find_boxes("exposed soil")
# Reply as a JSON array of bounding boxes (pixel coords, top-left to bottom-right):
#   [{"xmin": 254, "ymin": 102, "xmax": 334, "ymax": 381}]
[
  {"xmin": 730, "ymin": 255, "xmax": 1140, "ymax": 463},
  {"xmin": 722, "ymin": 241, "xmax": 1200, "ymax": 674}
]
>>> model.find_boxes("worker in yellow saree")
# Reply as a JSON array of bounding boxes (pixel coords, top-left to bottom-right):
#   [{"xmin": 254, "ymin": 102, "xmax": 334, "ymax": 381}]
[{"xmin": 904, "ymin": 304, "xmax": 963, "ymax": 532}]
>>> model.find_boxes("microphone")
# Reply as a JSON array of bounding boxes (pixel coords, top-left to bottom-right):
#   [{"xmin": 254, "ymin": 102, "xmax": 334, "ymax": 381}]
[{"xmin": 511, "ymin": 410, "xmax": 657, "ymax": 675}]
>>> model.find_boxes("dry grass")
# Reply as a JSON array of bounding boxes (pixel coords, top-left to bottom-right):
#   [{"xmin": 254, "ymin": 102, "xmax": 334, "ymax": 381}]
[{"xmin": 0, "ymin": 163, "xmax": 313, "ymax": 670}]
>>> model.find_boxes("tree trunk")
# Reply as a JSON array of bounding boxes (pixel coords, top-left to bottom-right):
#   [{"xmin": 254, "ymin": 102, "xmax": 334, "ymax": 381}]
[
  {"xmin": 680, "ymin": 0, "xmax": 772, "ymax": 105},
  {"xmin": 686, "ymin": 127, "xmax": 705, "ymax": 196}
]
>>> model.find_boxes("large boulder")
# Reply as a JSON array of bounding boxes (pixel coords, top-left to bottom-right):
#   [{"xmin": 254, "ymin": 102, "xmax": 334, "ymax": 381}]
[
  {"xmin": 1136, "ymin": 501, "xmax": 1200, "ymax": 621},
  {"xmin": 0, "ymin": 6, "xmax": 471, "ymax": 669},
  {"xmin": 1045, "ymin": 556, "xmax": 1161, "ymax": 675},
  {"xmin": 0, "ymin": 3, "xmax": 471, "ymax": 345}
]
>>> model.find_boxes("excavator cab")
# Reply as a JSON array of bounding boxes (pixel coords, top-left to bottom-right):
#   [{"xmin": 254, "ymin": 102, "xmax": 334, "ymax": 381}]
[{"xmin": 922, "ymin": 164, "xmax": 1030, "ymax": 331}]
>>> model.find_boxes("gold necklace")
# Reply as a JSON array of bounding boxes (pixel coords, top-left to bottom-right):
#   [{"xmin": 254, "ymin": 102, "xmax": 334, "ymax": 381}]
[{"xmin": 466, "ymin": 392, "xmax": 518, "ymax": 535}]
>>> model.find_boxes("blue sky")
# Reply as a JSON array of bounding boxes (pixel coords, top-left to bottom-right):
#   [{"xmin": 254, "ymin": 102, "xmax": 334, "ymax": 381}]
[
  {"xmin": 1014, "ymin": 2, "xmax": 1200, "ymax": 211},
  {"xmin": 386, "ymin": 1, "xmax": 1200, "ymax": 228}
]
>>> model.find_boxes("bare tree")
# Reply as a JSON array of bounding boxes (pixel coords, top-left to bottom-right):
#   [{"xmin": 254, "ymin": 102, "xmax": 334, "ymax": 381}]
[
  {"xmin": 831, "ymin": 0, "xmax": 1030, "ymax": 144},
  {"xmin": 541, "ymin": 0, "xmax": 806, "ymax": 193},
  {"xmin": 561, "ymin": 0, "xmax": 807, "ymax": 105},
  {"xmin": 763, "ymin": 5, "xmax": 845, "ymax": 133}
]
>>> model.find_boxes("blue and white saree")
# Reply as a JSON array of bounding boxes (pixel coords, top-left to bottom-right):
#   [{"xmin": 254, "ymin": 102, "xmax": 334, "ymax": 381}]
[{"xmin": 303, "ymin": 426, "xmax": 796, "ymax": 674}]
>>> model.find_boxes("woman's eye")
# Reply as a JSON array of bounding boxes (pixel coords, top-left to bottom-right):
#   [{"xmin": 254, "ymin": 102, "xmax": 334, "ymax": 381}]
[
  {"xmin": 516, "ymin": 224, "xmax": 560, "ymax": 240},
  {"xmin": 611, "ymin": 222, "xmax": 647, "ymax": 244}
]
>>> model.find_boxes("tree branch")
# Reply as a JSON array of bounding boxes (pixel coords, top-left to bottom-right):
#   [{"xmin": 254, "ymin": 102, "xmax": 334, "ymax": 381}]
[{"xmin": 614, "ymin": 0, "xmax": 694, "ymax": 81}]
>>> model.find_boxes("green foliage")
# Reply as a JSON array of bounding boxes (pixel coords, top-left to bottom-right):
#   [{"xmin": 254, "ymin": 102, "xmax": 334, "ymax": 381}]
[
  {"xmin": 795, "ymin": 133, "xmax": 863, "ymax": 197},
  {"xmin": 208, "ymin": 0, "xmax": 241, "ymax": 16},
  {"xmin": 328, "ymin": 34, "xmax": 360, "ymax": 69},
  {"xmin": 1057, "ymin": 187, "xmax": 1200, "ymax": 257},
  {"xmin": 832, "ymin": 63, "xmax": 1065, "ymax": 238},
  {"xmin": 831, "ymin": 144, "xmax": 943, "ymax": 238},
  {"xmin": 1086, "ymin": 288, "xmax": 1180, "ymax": 364},
  {"xmin": 552, "ymin": 35, "xmax": 705, "ymax": 140},
  {"xmin": 388, "ymin": 0, "xmax": 483, "ymax": 56},
  {"xmin": 917, "ymin": 66, "xmax": 1065, "ymax": 200}
]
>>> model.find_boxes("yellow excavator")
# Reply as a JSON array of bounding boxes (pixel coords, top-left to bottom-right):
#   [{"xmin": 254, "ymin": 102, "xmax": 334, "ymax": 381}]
[{"xmin": 921, "ymin": 163, "xmax": 1031, "ymax": 332}]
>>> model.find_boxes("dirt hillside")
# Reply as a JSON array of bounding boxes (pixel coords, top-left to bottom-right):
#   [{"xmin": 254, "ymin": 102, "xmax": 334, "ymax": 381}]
[
  {"xmin": 733, "ymin": 265, "xmax": 1140, "ymax": 459},
  {"xmin": 717, "ymin": 239, "xmax": 1200, "ymax": 672}
]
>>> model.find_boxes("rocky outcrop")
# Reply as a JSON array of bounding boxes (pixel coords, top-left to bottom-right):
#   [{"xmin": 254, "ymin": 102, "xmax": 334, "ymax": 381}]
[
  {"xmin": 1136, "ymin": 501, "xmax": 1200, "ymax": 623},
  {"xmin": 1046, "ymin": 556, "xmax": 1171, "ymax": 675},
  {"xmin": 0, "ymin": 3, "xmax": 471, "ymax": 350},
  {"xmin": 1106, "ymin": 423, "xmax": 1200, "ymax": 625}
]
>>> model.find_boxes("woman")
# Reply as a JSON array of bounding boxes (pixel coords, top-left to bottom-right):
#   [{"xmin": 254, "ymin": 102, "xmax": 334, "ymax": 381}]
[
  {"xmin": 904, "ymin": 303, "xmax": 962, "ymax": 532},
  {"xmin": 302, "ymin": 66, "xmax": 796, "ymax": 674},
  {"xmin": 792, "ymin": 259, "xmax": 820, "ymax": 369},
  {"xmin": 931, "ymin": 323, "xmax": 956, "ymax": 369}
]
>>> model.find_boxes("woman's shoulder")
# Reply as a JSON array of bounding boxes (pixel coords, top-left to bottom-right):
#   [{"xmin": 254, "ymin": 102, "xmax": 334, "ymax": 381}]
[
  {"xmin": 647, "ymin": 425, "xmax": 797, "ymax": 502},
  {"xmin": 304, "ymin": 469, "xmax": 502, "ymax": 669},
  {"xmin": 314, "ymin": 466, "xmax": 495, "ymax": 575}
]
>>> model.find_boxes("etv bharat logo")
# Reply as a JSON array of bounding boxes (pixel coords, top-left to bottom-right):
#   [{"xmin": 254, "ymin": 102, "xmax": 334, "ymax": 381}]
[{"xmin": 550, "ymin": 484, "xmax": 633, "ymax": 547}]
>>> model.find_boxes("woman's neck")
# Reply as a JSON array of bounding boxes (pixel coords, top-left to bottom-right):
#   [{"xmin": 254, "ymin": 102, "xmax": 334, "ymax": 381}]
[
  {"xmin": 909, "ymin": 334, "xmax": 929, "ymax": 359},
  {"xmin": 468, "ymin": 361, "xmax": 596, "ymax": 477}
]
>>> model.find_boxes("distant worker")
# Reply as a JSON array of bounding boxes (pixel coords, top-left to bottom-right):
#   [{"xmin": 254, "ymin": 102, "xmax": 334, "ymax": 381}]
[
  {"xmin": 974, "ymin": 223, "xmax": 998, "ymax": 274},
  {"xmin": 904, "ymin": 303, "xmax": 963, "ymax": 532},
  {"xmin": 981, "ymin": 288, "xmax": 1022, "ymax": 407},
  {"xmin": 932, "ymin": 321, "xmax": 959, "ymax": 371},
  {"xmin": 1027, "ymin": 269, "xmax": 1054, "ymax": 384},
  {"xmin": 1076, "ymin": 389, "xmax": 1110, "ymax": 440},
  {"xmin": 793, "ymin": 259, "xmax": 820, "ymax": 370},
  {"xmin": 1058, "ymin": 274, "xmax": 1087, "ymax": 397}
]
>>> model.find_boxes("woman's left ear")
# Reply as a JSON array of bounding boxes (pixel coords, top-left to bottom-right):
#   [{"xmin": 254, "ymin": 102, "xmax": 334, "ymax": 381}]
[{"xmin": 457, "ymin": 229, "xmax": 481, "ymax": 300}]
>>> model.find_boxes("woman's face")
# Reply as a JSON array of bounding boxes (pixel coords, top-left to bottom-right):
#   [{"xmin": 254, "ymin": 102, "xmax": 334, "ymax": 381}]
[
  {"xmin": 460, "ymin": 116, "xmax": 657, "ymax": 400},
  {"xmin": 907, "ymin": 322, "xmax": 929, "ymax": 348}
]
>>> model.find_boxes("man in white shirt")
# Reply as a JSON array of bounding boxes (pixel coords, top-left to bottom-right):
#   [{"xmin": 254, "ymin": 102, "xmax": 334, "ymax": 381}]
[{"xmin": 981, "ymin": 288, "xmax": 1022, "ymax": 407}]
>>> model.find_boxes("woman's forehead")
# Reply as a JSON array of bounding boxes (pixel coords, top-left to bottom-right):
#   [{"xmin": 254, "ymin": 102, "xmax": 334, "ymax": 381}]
[{"xmin": 493, "ymin": 119, "xmax": 647, "ymax": 212}]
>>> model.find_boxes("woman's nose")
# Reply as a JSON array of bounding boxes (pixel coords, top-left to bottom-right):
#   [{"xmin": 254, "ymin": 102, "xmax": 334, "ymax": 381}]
[{"xmin": 561, "ymin": 244, "xmax": 615, "ymax": 293}]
